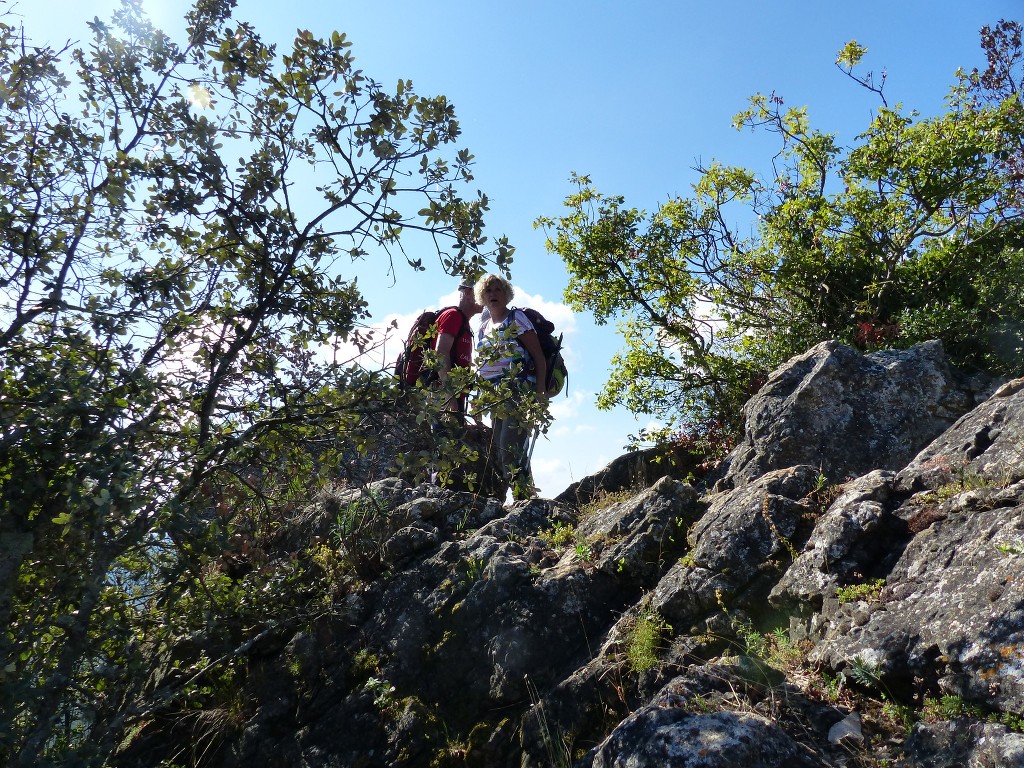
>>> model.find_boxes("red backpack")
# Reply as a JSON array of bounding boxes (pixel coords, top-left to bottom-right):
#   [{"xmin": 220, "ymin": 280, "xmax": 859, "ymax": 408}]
[{"xmin": 393, "ymin": 307, "xmax": 468, "ymax": 387}]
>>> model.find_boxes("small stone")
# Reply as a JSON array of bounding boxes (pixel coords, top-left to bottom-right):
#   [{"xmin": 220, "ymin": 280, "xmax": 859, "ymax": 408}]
[{"xmin": 828, "ymin": 712, "xmax": 864, "ymax": 745}]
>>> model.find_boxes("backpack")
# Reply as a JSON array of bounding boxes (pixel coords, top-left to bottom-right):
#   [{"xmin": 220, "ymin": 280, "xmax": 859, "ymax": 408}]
[
  {"xmin": 394, "ymin": 307, "xmax": 468, "ymax": 387},
  {"xmin": 519, "ymin": 307, "xmax": 568, "ymax": 396}
]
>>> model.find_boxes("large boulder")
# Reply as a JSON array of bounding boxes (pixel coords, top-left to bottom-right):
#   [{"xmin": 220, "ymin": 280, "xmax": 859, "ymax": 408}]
[
  {"xmin": 807, "ymin": 487, "xmax": 1024, "ymax": 709},
  {"xmin": 573, "ymin": 475, "xmax": 701, "ymax": 586},
  {"xmin": 903, "ymin": 719, "xmax": 1024, "ymax": 767},
  {"xmin": 895, "ymin": 377, "xmax": 1024, "ymax": 493},
  {"xmin": 713, "ymin": 340, "xmax": 995, "ymax": 489},
  {"xmin": 762, "ymin": 378, "xmax": 1024, "ymax": 713},
  {"xmin": 577, "ymin": 668, "xmax": 840, "ymax": 768},
  {"xmin": 769, "ymin": 469, "xmax": 901, "ymax": 612},
  {"xmin": 651, "ymin": 465, "xmax": 820, "ymax": 630},
  {"xmin": 584, "ymin": 702, "xmax": 823, "ymax": 768}
]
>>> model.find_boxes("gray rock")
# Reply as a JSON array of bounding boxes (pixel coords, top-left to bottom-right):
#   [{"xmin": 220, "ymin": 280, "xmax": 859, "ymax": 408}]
[
  {"xmin": 827, "ymin": 711, "xmax": 863, "ymax": 745},
  {"xmin": 583, "ymin": 678, "xmax": 824, "ymax": 767},
  {"xmin": 896, "ymin": 377, "xmax": 1024, "ymax": 493},
  {"xmin": 903, "ymin": 719, "xmax": 1024, "ymax": 767},
  {"xmin": 575, "ymin": 475, "xmax": 701, "ymax": 586},
  {"xmin": 770, "ymin": 470, "xmax": 898, "ymax": 610},
  {"xmin": 556, "ymin": 445, "xmax": 707, "ymax": 507},
  {"xmin": 801, "ymin": 381, "xmax": 1024, "ymax": 711},
  {"xmin": 651, "ymin": 466, "xmax": 819, "ymax": 626},
  {"xmin": 715, "ymin": 340, "xmax": 992, "ymax": 489},
  {"xmin": 809, "ymin": 492, "xmax": 1024, "ymax": 710}
]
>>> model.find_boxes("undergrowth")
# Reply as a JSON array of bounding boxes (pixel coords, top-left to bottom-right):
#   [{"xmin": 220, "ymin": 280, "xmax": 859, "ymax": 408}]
[
  {"xmin": 580, "ymin": 488, "xmax": 636, "ymax": 518},
  {"xmin": 836, "ymin": 579, "xmax": 886, "ymax": 604},
  {"xmin": 538, "ymin": 521, "xmax": 596, "ymax": 562},
  {"xmin": 624, "ymin": 608, "xmax": 671, "ymax": 673}
]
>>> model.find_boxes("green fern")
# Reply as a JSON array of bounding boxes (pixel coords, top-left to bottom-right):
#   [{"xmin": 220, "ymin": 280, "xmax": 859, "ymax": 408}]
[{"xmin": 846, "ymin": 657, "xmax": 884, "ymax": 691}]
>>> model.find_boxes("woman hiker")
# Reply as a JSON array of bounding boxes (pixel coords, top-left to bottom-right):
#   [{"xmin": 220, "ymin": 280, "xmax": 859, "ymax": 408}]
[{"xmin": 473, "ymin": 273, "xmax": 547, "ymax": 500}]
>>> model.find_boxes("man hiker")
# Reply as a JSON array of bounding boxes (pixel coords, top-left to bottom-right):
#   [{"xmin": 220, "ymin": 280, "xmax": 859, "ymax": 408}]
[{"xmin": 433, "ymin": 280, "xmax": 483, "ymax": 413}]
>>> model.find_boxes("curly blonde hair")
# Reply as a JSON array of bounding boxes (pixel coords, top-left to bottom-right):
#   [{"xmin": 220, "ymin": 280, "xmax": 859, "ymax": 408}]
[{"xmin": 473, "ymin": 273, "xmax": 514, "ymax": 306}]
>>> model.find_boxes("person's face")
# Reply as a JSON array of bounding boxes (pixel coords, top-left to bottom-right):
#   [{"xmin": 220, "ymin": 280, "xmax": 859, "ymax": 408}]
[
  {"xmin": 483, "ymin": 282, "xmax": 508, "ymax": 311},
  {"xmin": 459, "ymin": 285, "xmax": 482, "ymax": 315}
]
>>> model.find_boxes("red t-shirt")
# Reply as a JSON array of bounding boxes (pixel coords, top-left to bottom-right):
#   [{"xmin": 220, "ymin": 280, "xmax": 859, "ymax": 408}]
[{"xmin": 435, "ymin": 308, "xmax": 471, "ymax": 368}]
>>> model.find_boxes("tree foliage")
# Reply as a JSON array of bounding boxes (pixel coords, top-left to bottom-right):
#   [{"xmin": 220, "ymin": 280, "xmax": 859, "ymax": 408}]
[
  {"xmin": 0, "ymin": 0, "xmax": 510, "ymax": 763},
  {"xmin": 537, "ymin": 20, "xmax": 1024, "ymax": 445}
]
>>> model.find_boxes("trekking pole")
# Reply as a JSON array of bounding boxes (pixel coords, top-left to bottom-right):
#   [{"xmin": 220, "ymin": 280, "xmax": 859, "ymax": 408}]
[{"xmin": 526, "ymin": 426, "xmax": 540, "ymax": 464}]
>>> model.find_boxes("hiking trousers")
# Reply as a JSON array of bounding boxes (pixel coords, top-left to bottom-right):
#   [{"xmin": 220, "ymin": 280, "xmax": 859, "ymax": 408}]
[
  {"xmin": 483, "ymin": 376, "xmax": 537, "ymax": 500},
  {"xmin": 491, "ymin": 411, "xmax": 534, "ymax": 499}
]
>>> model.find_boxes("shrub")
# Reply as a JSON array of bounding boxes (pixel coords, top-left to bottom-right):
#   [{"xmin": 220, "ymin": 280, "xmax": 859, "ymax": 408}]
[{"xmin": 625, "ymin": 608, "xmax": 672, "ymax": 673}]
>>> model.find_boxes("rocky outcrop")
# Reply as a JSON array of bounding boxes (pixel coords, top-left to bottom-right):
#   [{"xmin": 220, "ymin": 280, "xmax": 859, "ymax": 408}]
[
  {"xmin": 776, "ymin": 377, "xmax": 1024, "ymax": 715},
  {"xmin": 121, "ymin": 342, "xmax": 1024, "ymax": 767},
  {"xmin": 712, "ymin": 340, "xmax": 997, "ymax": 489},
  {"xmin": 555, "ymin": 444, "xmax": 707, "ymax": 507}
]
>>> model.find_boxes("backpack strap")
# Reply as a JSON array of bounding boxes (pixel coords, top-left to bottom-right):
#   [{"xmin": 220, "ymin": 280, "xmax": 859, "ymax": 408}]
[
  {"xmin": 508, "ymin": 307, "xmax": 535, "ymax": 368},
  {"xmin": 504, "ymin": 307, "xmax": 529, "ymax": 337}
]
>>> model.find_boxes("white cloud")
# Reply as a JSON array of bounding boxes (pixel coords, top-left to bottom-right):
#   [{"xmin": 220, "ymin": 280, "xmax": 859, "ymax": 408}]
[
  {"xmin": 531, "ymin": 433, "xmax": 620, "ymax": 497},
  {"xmin": 643, "ymin": 419, "xmax": 666, "ymax": 434},
  {"xmin": 510, "ymin": 287, "xmax": 577, "ymax": 337},
  {"xmin": 319, "ymin": 309, "xmax": 416, "ymax": 373},
  {"xmin": 531, "ymin": 454, "xmax": 567, "ymax": 493},
  {"xmin": 549, "ymin": 421, "xmax": 599, "ymax": 439},
  {"xmin": 547, "ymin": 388, "xmax": 588, "ymax": 422}
]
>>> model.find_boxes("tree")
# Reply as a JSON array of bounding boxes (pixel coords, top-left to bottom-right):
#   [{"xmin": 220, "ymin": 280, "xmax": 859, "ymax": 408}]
[
  {"xmin": 0, "ymin": 0, "xmax": 509, "ymax": 763},
  {"xmin": 536, "ymin": 20, "xmax": 1024, "ymax": 448}
]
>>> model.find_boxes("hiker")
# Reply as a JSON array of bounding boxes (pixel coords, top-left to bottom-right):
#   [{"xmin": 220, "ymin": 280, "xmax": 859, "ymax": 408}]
[
  {"xmin": 433, "ymin": 280, "xmax": 483, "ymax": 412},
  {"xmin": 473, "ymin": 273, "xmax": 547, "ymax": 500}
]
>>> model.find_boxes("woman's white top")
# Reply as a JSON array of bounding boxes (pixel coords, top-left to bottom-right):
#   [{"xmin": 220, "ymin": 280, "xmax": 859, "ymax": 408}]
[{"xmin": 476, "ymin": 307, "xmax": 535, "ymax": 381}]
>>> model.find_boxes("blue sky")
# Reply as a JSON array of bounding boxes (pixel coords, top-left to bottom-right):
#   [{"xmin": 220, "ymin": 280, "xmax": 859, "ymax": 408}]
[{"xmin": 16, "ymin": 0, "xmax": 1021, "ymax": 496}]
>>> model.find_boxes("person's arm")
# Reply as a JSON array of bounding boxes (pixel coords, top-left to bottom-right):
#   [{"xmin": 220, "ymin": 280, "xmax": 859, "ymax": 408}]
[
  {"xmin": 433, "ymin": 330, "xmax": 462, "ymax": 411},
  {"xmin": 434, "ymin": 332, "xmax": 456, "ymax": 383},
  {"xmin": 517, "ymin": 329, "xmax": 548, "ymax": 400},
  {"xmin": 434, "ymin": 308, "xmax": 466, "ymax": 383}
]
